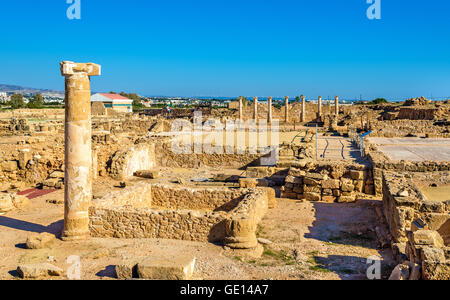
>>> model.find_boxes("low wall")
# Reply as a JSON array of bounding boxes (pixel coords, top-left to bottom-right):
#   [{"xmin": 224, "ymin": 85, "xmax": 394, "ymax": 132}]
[{"xmin": 89, "ymin": 183, "xmax": 270, "ymax": 248}]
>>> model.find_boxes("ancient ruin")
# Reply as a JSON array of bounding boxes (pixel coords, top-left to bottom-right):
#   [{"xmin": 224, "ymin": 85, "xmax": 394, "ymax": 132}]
[{"xmin": 0, "ymin": 62, "xmax": 448, "ymax": 281}]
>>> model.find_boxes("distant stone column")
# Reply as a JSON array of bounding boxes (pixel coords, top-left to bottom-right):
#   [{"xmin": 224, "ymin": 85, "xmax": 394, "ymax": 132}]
[
  {"xmin": 335, "ymin": 96, "xmax": 339, "ymax": 116},
  {"xmin": 60, "ymin": 61, "xmax": 101, "ymax": 241},
  {"xmin": 238, "ymin": 96, "xmax": 243, "ymax": 121},
  {"xmin": 267, "ymin": 97, "xmax": 273, "ymax": 124},
  {"xmin": 318, "ymin": 96, "xmax": 323, "ymax": 117},
  {"xmin": 253, "ymin": 97, "xmax": 258, "ymax": 121},
  {"xmin": 284, "ymin": 96, "xmax": 289, "ymax": 123},
  {"xmin": 301, "ymin": 96, "xmax": 306, "ymax": 122}
]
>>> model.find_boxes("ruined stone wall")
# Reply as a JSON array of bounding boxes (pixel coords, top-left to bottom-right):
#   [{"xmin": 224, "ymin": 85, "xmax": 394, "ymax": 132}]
[
  {"xmin": 280, "ymin": 161, "xmax": 374, "ymax": 202},
  {"xmin": 382, "ymin": 172, "xmax": 450, "ymax": 279},
  {"xmin": 89, "ymin": 183, "xmax": 269, "ymax": 245},
  {"xmin": 154, "ymin": 138, "xmax": 264, "ymax": 169},
  {"xmin": 151, "ymin": 184, "xmax": 246, "ymax": 211},
  {"xmin": 109, "ymin": 143, "xmax": 156, "ymax": 180},
  {"xmin": 369, "ymin": 120, "xmax": 449, "ymax": 138},
  {"xmin": 367, "ymin": 149, "xmax": 450, "ymax": 196}
]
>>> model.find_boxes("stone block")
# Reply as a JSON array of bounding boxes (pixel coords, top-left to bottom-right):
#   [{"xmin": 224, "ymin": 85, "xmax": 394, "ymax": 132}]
[
  {"xmin": 304, "ymin": 185, "xmax": 321, "ymax": 194},
  {"xmin": 26, "ymin": 232, "xmax": 57, "ymax": 249},
  {"xmin": 239, "ymin": 178, "xmax": 258, "ymax": 188},
  {"xmin": 137, "ymin": 256, "xmax": 196, "ymax": 280},
  {"xmin": 413, "ymin": 230, "xmax": 445, "ymax": 248},
  {"xmin": 135, "ymin": 170, "xmax": 160, "ymax": 179},
  {"xmin": 322, "ymin": 179, "xmax": 340, "ymax": 189},
  {"xmin": 17, "ymin": 263, "xmax": 63, "ymax": 279},
  {"xmin": 304, "ymin": 192, "xmax": 321, "ymax": 202},
  {"xmin": 350, "ymin": 170, "xmax": 365, "ymax": 180},
  {"xmin": 321, "ymin": 196, "xmax": 336, "ymax": 203},
  {"xmin": 338, "ymin": 195, "xmax": 356, "ymax": 203}
]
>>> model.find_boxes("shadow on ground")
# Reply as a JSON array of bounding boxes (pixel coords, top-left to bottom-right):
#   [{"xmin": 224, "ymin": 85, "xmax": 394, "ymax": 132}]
[
  {"xmin": 305, "ymin": 201, "xmax": 380, "ymax": 248},
  {"xmin": 312, "ymin": 254, "xmax": 396, "ymax": 280},
  {"xmin": 0, "ymin": 217, "xmax": 63, "ymax": 235}
]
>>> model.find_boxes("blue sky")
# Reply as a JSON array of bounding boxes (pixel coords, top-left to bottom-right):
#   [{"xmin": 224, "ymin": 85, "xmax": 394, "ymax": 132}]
[{"xmin": 0, "ymin": 0, "xmax": 449, "ymax": 99}]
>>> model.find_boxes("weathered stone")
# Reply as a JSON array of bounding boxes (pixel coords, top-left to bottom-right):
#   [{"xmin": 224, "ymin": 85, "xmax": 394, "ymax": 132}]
[
  {"xmin": 322, "ymin": 179, "xmax": 340, "ymax": 189},
  {"xmin": 338, "ymin": 195, "xmax": 356, "ymax": 203},
  {"xmin": 257, "ymin": 238, "xmax": 273, "ymax": 245},
  {"xmin": 389, "ymin": 264, "xmax": 410, "ymax": 280},
  {"xmin": 422, "ymin": 260, "xmax": 450, "ymax": 280},
  {"xmin": 26, "ymin": 232, "xmax": 57, "ymax": 249},
  {"xmin": 239, "ymin": 178, "xmax": 258, "ymax": 188},
  {"xmin": 116, "ymin": 260, "xmax": 138, "ymax": 279},
  {"xmin": 137, "ymin": 256, "xmax": 196, "ymax": 280},
  {"xmin": 135, "ymin": 170, "xmax": 160, "ymax": 179},
  {"xmin": 350, "ymin": 170, "xmax": 364, "ymax": 180},
  {"xmin": 17, "ymin": 263, "xmax": 63, "ymax": 279},
  {"xmin": 413, "ymin": 230, "xmax": 445, "ymax": 248},
  {"xmin": 304, "ymin": 192, "xmax": 321, "ymax": 202},
  {"xmin": 321, "ymin": 196, "xmax": 336, "ymax": 203}
]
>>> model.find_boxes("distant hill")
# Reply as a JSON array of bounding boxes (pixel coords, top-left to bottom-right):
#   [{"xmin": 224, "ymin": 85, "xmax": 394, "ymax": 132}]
[{"xmin": 0, "ymin": 84, "xmax": 63, "ymax": 97}]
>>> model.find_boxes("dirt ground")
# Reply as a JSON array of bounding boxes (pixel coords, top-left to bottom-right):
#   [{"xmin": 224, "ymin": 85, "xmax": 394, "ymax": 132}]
[{"xmin": 0, "ymin": 176, "xmax": 395, "ymax": 280}]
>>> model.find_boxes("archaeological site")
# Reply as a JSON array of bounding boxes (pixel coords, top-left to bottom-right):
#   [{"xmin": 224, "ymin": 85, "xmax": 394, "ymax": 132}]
[
  {"xmin": 0, "ymin": 61, "xmax": 448, "ymax": 281},
  {"xmin": 1, "ymin": 2, "xmax": 450, "ymax": 289}
]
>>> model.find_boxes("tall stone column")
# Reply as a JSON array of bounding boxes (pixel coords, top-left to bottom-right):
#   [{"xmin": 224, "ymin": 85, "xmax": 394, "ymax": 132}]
[
  {"xmin": 284, "ymin": 96, "xmax": 289, "ymax": 123},
  {"xmin": 318, "ymin": 96, "xmax": 323, "ymax": 117},
  {"xmin": 267, "ymin": 96, "xmax": 273, "ymax": 124},
  {"xmin": 301, "ymin": 95, "xmax": 306, "ymax": 122},
  {"xmin": 335, "ymin": 96, "xmax": 339, "ymax": 116},
  {"xmin": 60, "ymin": 61, "xmax": 101, "ymax": 241},
  {"xmin": 253, "ymin": 97, "xmax": 258, "ymax": 121},
  {"xmin": 238, "ymin": 96, "xmax": 243, "ymax": 121}
]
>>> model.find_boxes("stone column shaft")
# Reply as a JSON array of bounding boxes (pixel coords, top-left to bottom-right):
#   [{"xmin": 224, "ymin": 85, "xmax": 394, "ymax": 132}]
[
  {"xmin": 335, "ymin": 96, "xmax": 339, "ymax": 116},
  {"xmin": 60, "ymin": 61, "xmax": 100, "ymax": 241},
  {"xmin": 318, "ymin": 96, "xmax": 323, "ymax": 116},
  {"xmin": 253, "ymin": 97, "xmax": 258, "ymax": 121},
  {"xmin": 301, "ymin": 96, "xmax": 306, "ymax": 122},
  {"xmin": 238, "ymin": 97, "xmax": 243, "ymax": 121},
  {"xmin": 267, "ymin": 97, "xmax": 273, "ymax": 124},
  {"xmin": 284, "ymin": 96, "xmax": 289, "ymax": 123}
]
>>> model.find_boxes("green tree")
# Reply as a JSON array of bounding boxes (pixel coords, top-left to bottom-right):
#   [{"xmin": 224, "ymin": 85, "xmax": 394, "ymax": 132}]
[
  {"xmin": 28, "ymin": 93, "xmax": 44, "ymax": 108},
  {"xmin": 10, "ymin": 93, "xmax": 25, "ymax": 109},
  {"xmin": 370, "ymin": 98, "xmax": 388, "ymax": 104},
  {"xmin": 295, "ymin": 96, "xmax": 301, "ymax": 102}
]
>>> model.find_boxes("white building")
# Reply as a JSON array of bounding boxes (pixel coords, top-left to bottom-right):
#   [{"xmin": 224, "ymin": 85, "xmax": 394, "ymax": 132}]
[{"xmin": 91, "ymin": 93, "xmax": 133, "ymax": 113}]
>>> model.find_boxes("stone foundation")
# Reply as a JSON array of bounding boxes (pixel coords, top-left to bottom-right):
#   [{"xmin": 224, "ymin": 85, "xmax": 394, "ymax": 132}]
[{"xmin": 89, "ymin": 183, "xmax": 269, "ymax": 249}]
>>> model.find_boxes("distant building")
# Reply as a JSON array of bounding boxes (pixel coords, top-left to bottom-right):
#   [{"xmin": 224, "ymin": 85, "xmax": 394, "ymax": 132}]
[
  {"xmin": 0, "ymin": 92, "xmax": 9, "ymax": 103},
  {"xmin": 91, "ymin": 93, "xmax": 133, "ymax": 113}
]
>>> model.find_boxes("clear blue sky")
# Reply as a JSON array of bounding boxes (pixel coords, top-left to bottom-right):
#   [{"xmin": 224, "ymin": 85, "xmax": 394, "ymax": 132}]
[{"xmin": 0, "ymin": 0, "xmax": 449, "ymax": 99}]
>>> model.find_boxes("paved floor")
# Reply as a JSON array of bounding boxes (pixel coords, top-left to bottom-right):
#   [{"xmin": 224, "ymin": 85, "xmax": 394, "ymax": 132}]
[
  {"xmin": 368, "ymin": 137, "xmax": 450, "ymax": 162},
  {"xmin": 317, "ymin": 136, "xmax": 361, "ymax": 161}
]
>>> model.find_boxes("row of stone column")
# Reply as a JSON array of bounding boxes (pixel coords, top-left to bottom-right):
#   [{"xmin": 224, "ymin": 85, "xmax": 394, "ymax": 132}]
[{"xmin": 238, "ymin": 96, "xmax": 340, "ymax": 123}]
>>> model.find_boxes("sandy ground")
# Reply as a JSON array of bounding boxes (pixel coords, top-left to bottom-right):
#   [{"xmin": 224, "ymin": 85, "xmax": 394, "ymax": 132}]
[
  {"xmin": 0, "ymin": 178, "xmax": 395, "ymax": 280},
  {"xmin": 417, "ymin": 185, "xmax": 450, "ymax": 202}
]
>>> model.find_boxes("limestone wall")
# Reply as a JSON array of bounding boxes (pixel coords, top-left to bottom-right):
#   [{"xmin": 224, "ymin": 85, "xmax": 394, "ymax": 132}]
[
  {"xmin": 110, "ymin": 144, "xmax": 156, "ymax": 180},
  {"xmin": 89, "ymin": 183, "xmax": 270, "ymax": 246},
  {"xmin": 382, "ymin": 171, "xmax": 449, "ymax": 255},
  {"xmin": 280, "ymin": 161, "xmax": 374, "ymax": 202}
]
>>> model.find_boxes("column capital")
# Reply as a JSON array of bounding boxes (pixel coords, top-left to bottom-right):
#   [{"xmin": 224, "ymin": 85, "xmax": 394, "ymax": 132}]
[{"xmin": 60, "ymin": 61, "xmax": 101, "ymax": 76}]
